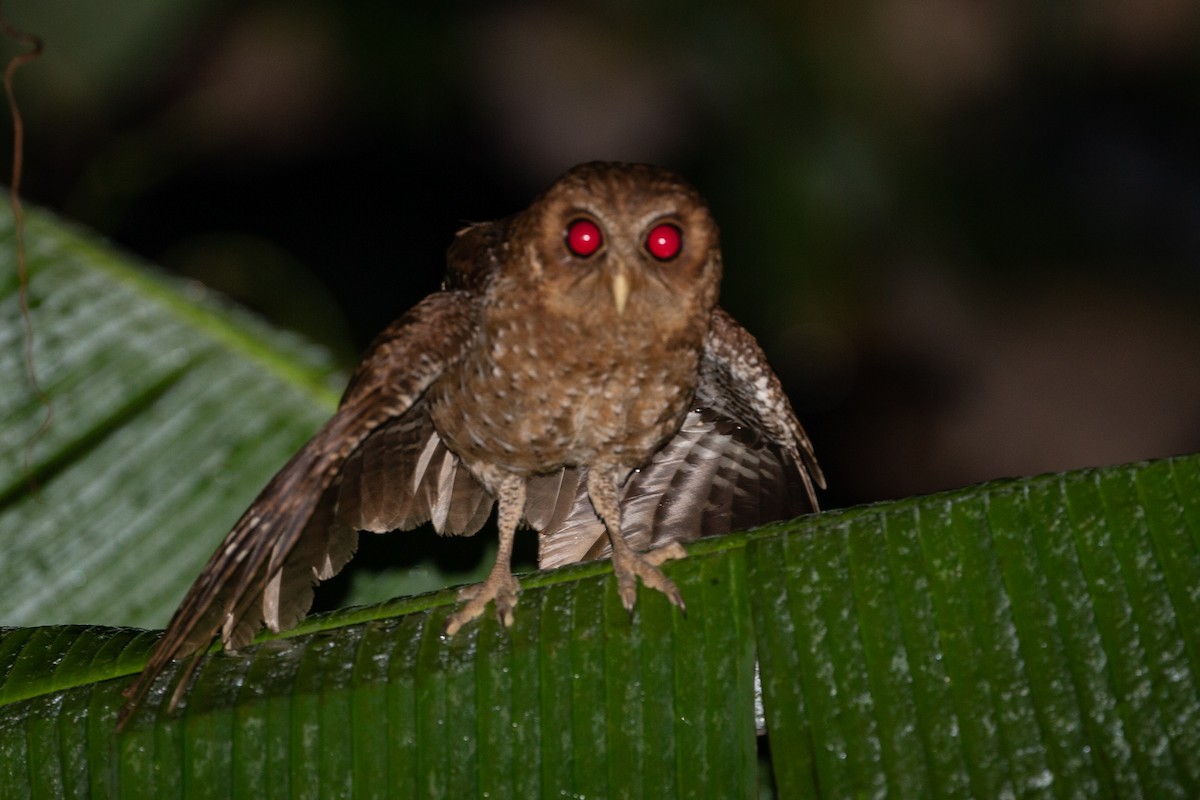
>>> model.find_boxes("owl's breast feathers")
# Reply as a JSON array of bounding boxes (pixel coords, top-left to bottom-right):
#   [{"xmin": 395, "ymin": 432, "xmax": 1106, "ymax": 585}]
[{"xmin": 427, "ymin": 276, "xmax": 708, "ymax": 476}]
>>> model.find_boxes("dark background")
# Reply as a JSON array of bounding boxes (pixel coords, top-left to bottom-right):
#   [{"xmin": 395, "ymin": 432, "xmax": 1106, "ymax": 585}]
[{"xmin": 5, "ymin": 0, "xmax": 1200, "ymax": 509}]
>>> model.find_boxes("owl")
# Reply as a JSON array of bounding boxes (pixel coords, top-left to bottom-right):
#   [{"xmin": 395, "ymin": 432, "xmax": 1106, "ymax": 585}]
[{"xmin": 120, "ymin": 162, "xmax": 824, "ymax": 724}]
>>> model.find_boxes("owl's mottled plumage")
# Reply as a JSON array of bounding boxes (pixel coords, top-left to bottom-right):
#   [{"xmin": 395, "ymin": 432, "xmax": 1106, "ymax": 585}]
[{"xmin": 120, "ymin": 162, "xmax": 823, "ymax": 726}]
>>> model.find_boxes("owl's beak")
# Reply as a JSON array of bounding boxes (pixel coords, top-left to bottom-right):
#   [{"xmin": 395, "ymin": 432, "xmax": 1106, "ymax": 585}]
[{"xmin": 611, "ymin": 269, "xmax": 630, "ymax": 315}]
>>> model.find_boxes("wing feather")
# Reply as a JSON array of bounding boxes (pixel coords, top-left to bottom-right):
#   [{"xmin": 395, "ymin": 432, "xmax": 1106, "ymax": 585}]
[{"xmin": 120, "ymin": 290, "xmax": 480, "ymax": 726}]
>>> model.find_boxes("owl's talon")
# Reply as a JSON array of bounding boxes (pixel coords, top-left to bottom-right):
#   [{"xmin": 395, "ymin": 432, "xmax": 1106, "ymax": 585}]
[
  {"xmin": 611, "ymin": 547, "xmax": 687, "ymax": 615},
  {"xmin": 616, "ymin": 572, "xmax": 639, "ymax": 613},
  {"xmin": 444, "ymin": 570, "xmax": 521, "ymax": 636}
]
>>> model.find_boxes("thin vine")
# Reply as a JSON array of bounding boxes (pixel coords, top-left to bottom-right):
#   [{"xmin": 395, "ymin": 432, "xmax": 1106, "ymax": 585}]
[{"xmin": 0, "ymin": 7, "xmax": 48, "ymax": 481}]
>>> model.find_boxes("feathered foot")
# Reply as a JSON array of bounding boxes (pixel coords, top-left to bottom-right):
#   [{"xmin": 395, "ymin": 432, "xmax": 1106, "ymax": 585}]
[{"xmin": 443, "ymin": 472, "xmax": 524, "ymax": 636}]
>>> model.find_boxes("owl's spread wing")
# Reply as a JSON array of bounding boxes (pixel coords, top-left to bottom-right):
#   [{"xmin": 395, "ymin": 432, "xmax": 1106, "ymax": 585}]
[
  {"xmin": 119, "ymin": 290, "xmax": 480, "ymax": 726},
  {"xmin": 537, "ymin": 307, "xmax": 825, "ymax": 569}
]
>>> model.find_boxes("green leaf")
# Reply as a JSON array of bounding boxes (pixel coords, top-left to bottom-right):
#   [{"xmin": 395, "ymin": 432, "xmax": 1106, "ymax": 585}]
[
  {"xmin": 3, "ymin": 210, "xmax": 1199, "ymax": 796},
  {"xmin": 0, "ymin": 207, "xmax": 341, "ymax": 629},
  {"xmin": 2, "ymin": 455, "xmax": 1200, "ymax": 797}
]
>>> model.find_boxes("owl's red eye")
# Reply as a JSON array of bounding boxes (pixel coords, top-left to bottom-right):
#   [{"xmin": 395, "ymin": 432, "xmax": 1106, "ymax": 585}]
[
  {"xmin": 645, "ymin": 223, "xmax": 682, "ymax": 261},
  {"xmin": 565, "ymin": 218, "xmax": 602, "ymax": 257}
]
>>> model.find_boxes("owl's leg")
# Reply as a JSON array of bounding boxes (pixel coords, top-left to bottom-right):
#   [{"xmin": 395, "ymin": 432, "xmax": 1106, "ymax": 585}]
[
  {"xmin": 444, "ymin": 474, "xmax": 524, "ymax": 635},
  {"xmin": 586, "ymin": 468, "xmax": 687, "ymax": 613}
]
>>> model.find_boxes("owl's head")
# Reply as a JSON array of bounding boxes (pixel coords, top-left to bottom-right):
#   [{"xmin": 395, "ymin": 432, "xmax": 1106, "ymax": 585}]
[{"xmin": 509, "ymin": 162, "xmax": 722, "ymax": 323}]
